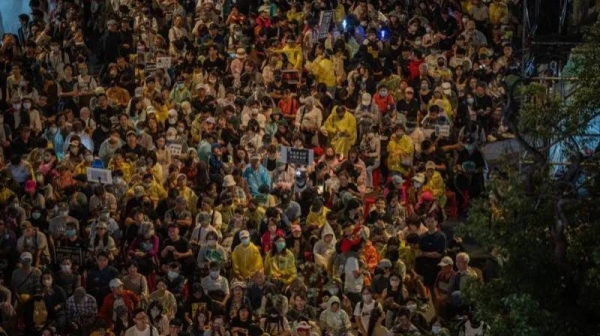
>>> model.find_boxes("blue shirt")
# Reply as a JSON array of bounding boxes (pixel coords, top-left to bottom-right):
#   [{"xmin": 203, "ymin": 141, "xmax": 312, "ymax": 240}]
[{"xmin": 243, "ymin": 164, "xmax": 272, "ymax": 196}]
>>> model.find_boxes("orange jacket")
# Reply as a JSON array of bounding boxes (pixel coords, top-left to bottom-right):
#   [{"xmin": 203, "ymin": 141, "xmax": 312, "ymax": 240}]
[{"xmin": 362, "ymin": 240, "xmax": 380, "ymax": 274}]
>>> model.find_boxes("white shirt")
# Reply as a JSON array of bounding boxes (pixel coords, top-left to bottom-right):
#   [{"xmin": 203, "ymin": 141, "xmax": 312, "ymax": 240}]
[
  {"xmin": 344, "ymin": 256, "xmax": 363, "ymax": 294},
  {"xmin": 353, "ymin": 300, "xmax": 377, "ymax": 331},
  {"xmin": 129, "ymin": 326, "xmax": 151, "ymax": 336}
]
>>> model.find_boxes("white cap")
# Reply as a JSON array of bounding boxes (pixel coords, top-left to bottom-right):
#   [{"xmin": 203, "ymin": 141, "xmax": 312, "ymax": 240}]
[
  {"xmin": 109, "ymin": 278, "xmax": 124, "ymax": 288},
  {"xmin": 438, "ymin": 256, "xmax": 454, "ymax": 267},
  {"xmin": 362, "ymin": 92, "xmax": 372, "ymax": 105},
  {"xmin": 20, "ymin": 252, "xmax": 33, "ymax": 261}
]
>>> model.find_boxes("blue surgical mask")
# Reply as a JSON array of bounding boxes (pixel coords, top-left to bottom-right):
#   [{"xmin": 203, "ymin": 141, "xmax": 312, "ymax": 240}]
[
  {"xmin": 465, "ymin": 144, "xmax": 475, "ymax": 151},
  {"xmin": 379, "ymin": 90, "xmax": 387, "ymax": 97},
  {"xmin": 167, "ymin": 271, "xmax": 178, "ymax": 279},
  {"xmin": 275, "ymin": 241, "xmax": 286, "ymax": 251},
  {"xmin": 241, "ymin": 237, "xmax": 250, "ymax": 246},
  {"xmin": 210, "ymin": 270, "xmax": 219, "ymax": 278},
  {"xmin": 32, "ymin": 212, "xmax": 41, "ymax": 219},
  {"xmin": 66, "ymin": 229, "xmax": 76, "ymax": 238},
  {"xmin": 432, "ymin": 326, "xmax": 441, "ymax": 334}
]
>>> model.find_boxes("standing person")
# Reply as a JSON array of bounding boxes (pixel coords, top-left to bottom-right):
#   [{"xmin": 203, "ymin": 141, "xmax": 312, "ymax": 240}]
[
  {"xmin": 124, "ymin": 308, "xmax": 160, "ymax": 336},
  {"xmin": 416, "ymin": 213, "xmax": 447, "ymax": 288},
  {"xmin": 354, "ymin": 287, "xmax": 381, "ymax": 336},
  {"xmin": 434, "ymin": 256, "xmax": 456, "ymax": 319},
  {"xmin": 11, "ymin": 252, "xmax": 42, "ymax": 303},
  {"xmin": 86, "ymin": 252, "xmax": 119, "ymax": 305}
]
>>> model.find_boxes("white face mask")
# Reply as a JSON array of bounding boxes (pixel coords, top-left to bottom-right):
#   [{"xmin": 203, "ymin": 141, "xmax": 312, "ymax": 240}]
[
  {"xmin": 407, "ymin": 303, "xmax": 417, "ymax": 312},
  {"xmin": 23, "ymin": 103, "xmax": 31, "ymax": 110}
]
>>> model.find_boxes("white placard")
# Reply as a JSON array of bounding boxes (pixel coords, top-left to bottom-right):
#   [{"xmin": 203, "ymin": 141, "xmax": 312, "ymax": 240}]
[
  {"xmin": 167, "ymin": 143, "xmax": 183, "ymax": 156},
  {"xmin": 436, "ymin": 125, "xmax": 451, "ymax": 137},
  {"xmin": 156, "ymin": 57, "xmax": 172, "ymax": 69},
  {"xmin": 87, "ymin": 168, "xmax": 113, "ymax": 184}
]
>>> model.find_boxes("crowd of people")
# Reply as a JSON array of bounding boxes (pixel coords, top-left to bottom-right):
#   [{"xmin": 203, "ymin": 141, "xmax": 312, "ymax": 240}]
[{"xmin": 0, "ymin": 0, "xmax": 521, "ymax": 335}]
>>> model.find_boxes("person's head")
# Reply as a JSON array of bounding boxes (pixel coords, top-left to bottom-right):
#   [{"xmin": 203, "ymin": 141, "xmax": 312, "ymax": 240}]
[
  {"xmin": 273, "ymin": 234, "xmax": 287, "ymax": 253},
  {"xmin": 156, "ymin": 277, "xmax": 168, "ymax": 292},
  {"xmin": 110, "ymin": 278, "xmax": 124, "ymax": 295},
  {"xmin": 476, "ymin": 82, "xmax": 487, "ymax": 97},
  {"xmin": 168, "ymin": 318, "xmax": 183, "ymax": 335},
  {"xmin": 398, "ymin": 307, "xmax": 412, "ymax": 328},
  {"xmin": 97, "ymin": 252, "xmax": 110, "ymax": 268},
  {"xmin": 361, "ymin": 287, "xmax": 373, "ymax": 302},
  {"xmin": 425, "ymin": 213, "xmax": 438, "ymax": 231},
  {"xmin": 132, "ymin": 308, "xmax": 147, "ymax": 328},
  {"xmin": 252, "ymin": 270, "xmax": 266, "ymax": 285},
  {"xmin": 456, "ymin": 252, "xmax": 470, "ymax": 271},
  {"xmin": 148, "ymin": 301, "xmax": 164, "ymax": 321},
  {"xmin": 20, "ymin": 251, "xmax": 33, "ymax": 268},
  {"xmin": 389, "ymin": 272, "xmax": 402, "ymax": 288},
  {"xmin": 168, "ymin": 224, "xmax": 180, "ymax": 240},
  {"xmin": 294, "ymin": 293, "xmax": 306, "ymax": 309},
  {"xmin": 128, "ymin": 261, "xmax": 139, "ymax": 275},
  {"xmin": 60, "ymin": 257, "xmax": 72, "ymax": 273},
  {"xmin": 211, "ymin": 315, "xmax": 225, "ymax": 330},
  {"xmin": 42, "ymin": 272, "xmax": 54, "ymax": 287}
]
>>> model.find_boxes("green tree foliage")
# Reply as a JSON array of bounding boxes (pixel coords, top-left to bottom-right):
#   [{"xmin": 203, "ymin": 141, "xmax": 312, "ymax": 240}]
[{"xmin": 459, "ymin": 22, "xmax": 600, "ymax": 336}]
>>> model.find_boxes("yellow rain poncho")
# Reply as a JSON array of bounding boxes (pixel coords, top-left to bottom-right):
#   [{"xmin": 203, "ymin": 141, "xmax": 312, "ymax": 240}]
[
  {"xmin": 322, "ymin": 107, "xmax": 357, "ymax": 157},
  {"xmin": 232, "ymin": 242, "xmax": 264, "ymax": 280},
  {"xmin": 387, "ymin": 134, "xmax": 414, "ymax": 176},
  {"xmin": 305, "ymin": 55, "xmax": 336, "ymax": 87},
  {"xmin": 265, "ymin": 249, "xmax": 297, "ymax": 285}
]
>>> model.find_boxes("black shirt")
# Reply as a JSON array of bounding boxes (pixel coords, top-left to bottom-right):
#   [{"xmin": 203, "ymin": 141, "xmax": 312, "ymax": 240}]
[
  {"xmin": 419, "ymin": 230, "xmax": 447, "ymax": 255},
  {"xmin": 396, "ymin": 99, "xmax": 421, "ymax": 125},
  {"xmin": 93, "ymin": 106, "xmax": 116, "ymax": 126},
  {"xmin": 203, "ymin": 56, "xmax": 226, "ymax": 72},
  {"xmin": 121, "ymin": 143, "xmax": 147, "ymax": 161},
  {"xmin": 161, "ymin": 237, "xmax": 192, "ymax": 265}
]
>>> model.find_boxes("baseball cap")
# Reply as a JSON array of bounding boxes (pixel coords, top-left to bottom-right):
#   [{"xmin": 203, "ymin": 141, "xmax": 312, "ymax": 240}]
[
  {"xmin": 239, "ymin": 230, "xmax": 250, "ymax": 239},
  {"xmin": 379, "ymin": 259, "xmax": 392, "ymax": 268},
  {"xmin": 392, "ymin": 175, "xmax": 404, "ymax": 185},
  {"xmin": 20, "ymin": 252, "xmax": 33, "ymax": 261},
  {"xmin": 438, "ymin": 256, "xmax": 454, "ymax": 267},
  {"xmin": 109, "ymin": 278, "xmax": 124, "ymax": 288},
  {"xmin": 362, "ymin": 92, "xmax": 372, "ymax": 105},
  {"xmin": 425, "ymin": 161, "xmax": 436, "ymax": 170}
]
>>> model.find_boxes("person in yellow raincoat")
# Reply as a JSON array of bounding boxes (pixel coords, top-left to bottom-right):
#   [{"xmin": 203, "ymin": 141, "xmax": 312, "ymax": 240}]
[
  {"xmin": 305, "ymin": 198, "xmax": 331, "ymax": 230},
  {"xmin": 264, "ymin": 235, "xmax": 297, "ymax": 285},
  {"xmin": 276, "ymin": 37, "xmax": 303, "ymax": 71},
  {"xmin": 386, "ymin": 124, "xmax": 414, "ymax": 177},
  {"xmin": 321, "ymin": 105, "xmax": 357, "ymax": 157},
  {"xmin": 489, "ymin": 0, "xmax": 509, "ymax": 25},
  {"xmin": 422, "ymin": 161, "xmax": 446, "ymax": 207},
  {"xmin": 305, "ymin": 45, "xmax": 336, "ymax": 90},
  {"xmin": 126, "ymin": 173, "xmax": 168, "ymax": 206},
  {"xmin": 231, "ymin": 230, "xmax": 264, "ymax": 280}
]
